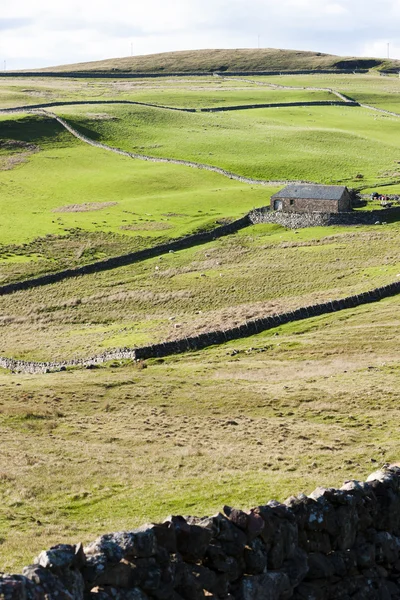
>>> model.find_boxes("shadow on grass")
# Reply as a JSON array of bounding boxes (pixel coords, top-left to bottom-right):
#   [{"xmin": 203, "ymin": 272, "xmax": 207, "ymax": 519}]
[{"xmin": 0, "ymin": 116, "xmax": 77, "ymax": 147}]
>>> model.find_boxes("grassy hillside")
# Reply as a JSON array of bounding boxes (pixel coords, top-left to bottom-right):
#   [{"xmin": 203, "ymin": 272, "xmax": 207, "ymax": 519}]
[
  {"xmin": 1, "ymin": 221, "xmax": 399, "ymax": 362},
  {"xmin": 0, "ymin": 72, "xmax": 400, "ymax": 572},
  {"xmin": 0, "ymin": 296, "xmax": 399, "ymax": 571},
  {"xmin": 32, "ymin": 48, "xmax": 400, "ymax": 74}
]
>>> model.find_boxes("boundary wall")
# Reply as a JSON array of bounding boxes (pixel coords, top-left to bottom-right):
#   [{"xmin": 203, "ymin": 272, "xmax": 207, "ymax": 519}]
[
  {"xmin": 0, "ymin": 215, "xmax": 251, "ymax": 297},
  {"xmin": 0, "ymin": 99, "xmax": 358, "ymax": 115},
  {"xmin": 0, "ymin": 69, "xmax": 369, "ymax": 79},
  {"xmin": 1, "ymin": 277, "xmax": 400, "ymax": 374},
  {"xmin": 0, "ymin": 465, "xmax": 399, "ymax": 599},
  {"xmin": 1, "ymin": 205, "xmax": 400, "ymax": 299}
]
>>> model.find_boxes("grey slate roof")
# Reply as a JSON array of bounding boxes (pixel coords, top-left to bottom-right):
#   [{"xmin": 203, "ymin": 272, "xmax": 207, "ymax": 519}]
[{"xmin": 272, "ymin": 184, "xmax": 347, "ymax": 201}]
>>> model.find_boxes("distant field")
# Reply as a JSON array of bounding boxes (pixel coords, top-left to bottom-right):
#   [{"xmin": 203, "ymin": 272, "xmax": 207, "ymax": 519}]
[
  {"xmin": 29, "ymin": 47, "xmax": 400, "ymax": 74},
  {"xmin": 257, "ymin": 73, "xmax": 400, "ymax": 112},
  {"xmin": 0, "ymin": 70, "xmax": 400, "ymax": 572},
  {"xmin": 51, "ymin": 102, "xmax": 400, "ymax": 185},
  {"xmin": 0, "ymin": 77, "xmax": 334, "ymax": 109}
]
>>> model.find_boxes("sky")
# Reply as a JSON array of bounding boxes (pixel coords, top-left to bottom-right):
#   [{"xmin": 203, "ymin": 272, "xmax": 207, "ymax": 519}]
[{"xmin": 0, "ymin": 0, "xmax": 400, "ymax": 70}]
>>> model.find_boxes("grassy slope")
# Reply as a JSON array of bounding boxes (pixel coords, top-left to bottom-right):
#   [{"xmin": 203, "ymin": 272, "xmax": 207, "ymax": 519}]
[
  {"xmin": 53, "ymin": 102, "xmax": 400, "ymax": 186},
  {"xmin": 1, "ymin": 87, "xmax": 400, "ymax": 282},
  {"xmin": 30, "ymin": 48, "xmax": 400, "ymax": 74},
  {"xmin": 0, "ymin": 222, "xmax": 399, "ymax": 361},
  {"xmin": 0, "ymin": 295, "xmax": 399, "ymax": 571},
  {"xmin": 0, "ymin": 72, "xmax": 400, "ymax": 570},
  {"xmin": 251, "ymin": 73, "xmax": 400, "ymax": 114}
]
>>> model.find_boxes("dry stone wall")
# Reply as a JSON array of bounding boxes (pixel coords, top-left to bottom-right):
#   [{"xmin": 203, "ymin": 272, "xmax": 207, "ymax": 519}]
[
  {"xmin": 200, "ymin": 101, "xmax": 358, "ymax": 113},
  {"xmin": 1, "ymin": 465, "xmax": 399, "ymax": 599},
  {"xmin": 1, "ymin": 277, "xmax": 400, "ymax": 374},
  {"xmin": 0, "ymin": 215, "xmax": 252, "ymax": 298},
  {"xmin": 249, "ymin": 207, "xmax": 400, "ymax": 229},
  {"xmin": 0, "ymin": 69, "xmax": 370, "ymax": 79}
]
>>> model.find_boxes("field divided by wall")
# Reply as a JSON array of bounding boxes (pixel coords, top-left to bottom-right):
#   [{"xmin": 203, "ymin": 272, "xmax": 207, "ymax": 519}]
[{"xmin": 0, "ymin": 71, "xmax": 400, "ymax": 575}]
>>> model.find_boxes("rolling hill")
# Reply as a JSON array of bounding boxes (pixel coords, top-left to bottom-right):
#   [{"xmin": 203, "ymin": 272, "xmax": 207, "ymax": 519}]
[{"xmin": 31, "ymin": 47, "xmax": 400, "ymax": 74}]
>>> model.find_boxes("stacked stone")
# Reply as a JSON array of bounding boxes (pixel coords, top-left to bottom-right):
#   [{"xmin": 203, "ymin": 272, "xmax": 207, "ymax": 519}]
[
  {"xmin": 249, "ymin": 206, "xmax": 400, "ymax": 229},
  {"xmin": 1, "ymin": 466, "xmax": 399, "ymax": 599}
]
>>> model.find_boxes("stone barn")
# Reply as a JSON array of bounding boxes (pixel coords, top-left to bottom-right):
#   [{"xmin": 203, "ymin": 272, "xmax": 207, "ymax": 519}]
[{"xmin": 271, "ymin": 184, "xmax": 352, "ymax": 213}]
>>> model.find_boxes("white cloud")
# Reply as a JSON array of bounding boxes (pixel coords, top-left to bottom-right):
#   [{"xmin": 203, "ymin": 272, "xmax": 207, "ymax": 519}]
[
  {"xmin": 325, "ymin": 3, "xmax": 348, "ymax": 15},
  {"xmin": 362, "ymin": 40, "xmax": 400, "ymax": 61},
  {"xmin": 0, "ymin": 0, "xmax": 399, "ymax": 69}
]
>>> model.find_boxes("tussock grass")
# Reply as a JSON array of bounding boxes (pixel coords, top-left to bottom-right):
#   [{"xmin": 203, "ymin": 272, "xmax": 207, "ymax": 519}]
[
  {"xmin": 0, "ymin": 296, "xmax": 399, "ymax": 570},
  {"xmin": 1, "ymin": 222, "xmax": 399, "ymax": 361},
  {"xmin": 30, "ymin": 48, "xmax": 400, "ymax": 74}
]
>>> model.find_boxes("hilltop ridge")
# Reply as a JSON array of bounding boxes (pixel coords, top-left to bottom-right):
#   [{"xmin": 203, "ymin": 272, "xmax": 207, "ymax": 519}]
[{"xmin": 31, "ymin": 47, "xmax": 400, "ymax": 74}]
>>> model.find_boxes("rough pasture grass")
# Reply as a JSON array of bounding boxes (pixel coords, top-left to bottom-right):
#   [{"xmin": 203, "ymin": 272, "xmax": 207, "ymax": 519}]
[
  {"xmin": 0, "ymin": 70, "xmax": 399, "ymax": 572},
  {"xmin": 0, "ymin": 76, "xmax": 334, "ymax": 109},
  {"xmin": 32, "ymin": 48, "xmax": 399, "ymax": 73},
  {"xmin": 0, "ymin": 295, "xmax": 399, "ymax": 571},
  {"xmin": 54, "ymin": 101, "xmax": 400, "ymax": 188},
  {"xmin": 253, "ymin": 73, "xmax": 400, "ymax": 112},
  {"xmin": 1, "ymin": 221, "xmax": 399, "ymax": 361}
]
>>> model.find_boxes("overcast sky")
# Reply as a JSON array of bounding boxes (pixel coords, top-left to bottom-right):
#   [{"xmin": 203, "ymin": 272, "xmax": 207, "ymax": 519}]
[{"xmin": 1, "ymin": 0, "xmax": 400, "ymax": 70}]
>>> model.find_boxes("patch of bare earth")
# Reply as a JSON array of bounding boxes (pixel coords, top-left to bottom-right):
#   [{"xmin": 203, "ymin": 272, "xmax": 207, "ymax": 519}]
[
  {"xmin": 0, "ymin": 154, "xmax": 30, "ymax": 171},
  {"xmin": 0, "ymin": 140, "xmax": 39, "ymax": 152},
  {"xmin": 84, "ymin": 113, "xmax": 119, "ymax": 121},
  {"xmin": 20, "ymin": 89, "xmax": 55, "ymax": 99},
  {"xmin": 120, "ymin": 222, "xmax": 173, "ymax": 231},
  {"xmin": 53, "ymin": 202, "xmax": 118, "ymax": 213},
  {"xmin": 0, "ymin": 139, "xmax": 40, "ymax": 171}
]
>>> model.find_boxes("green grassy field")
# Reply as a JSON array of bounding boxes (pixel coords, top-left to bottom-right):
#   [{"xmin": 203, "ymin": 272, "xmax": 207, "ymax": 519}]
[
  {"xmin": 0, "ymin": 70, "xmax": 400, "ymax": 571},
  {"xmin": 256, "ymin": 73, "xmax": 400, "ymax": 112},
  {"xmin": 52, "ymin": 102, "xmax": 400, "ymax": 185},
  {"xmin": 1, "ymin": 81, "xmax": 400, "ymax": 285},
  {"xmin": 1, "ymin": 222, "xmax": 400, "ymax": 361}
]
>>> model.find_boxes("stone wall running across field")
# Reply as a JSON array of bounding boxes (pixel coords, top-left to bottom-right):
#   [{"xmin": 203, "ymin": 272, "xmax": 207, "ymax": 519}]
[
  {"xmin": 1, "ymin": 277, "xmax": 400, "ymax": 374},
  {"xmin": 1, "ymin": 465, "xmax": 399, "ymax": 599},
  {"xmin": 0, "ymin": 68, "xmax": 370, "ymax": 79}
]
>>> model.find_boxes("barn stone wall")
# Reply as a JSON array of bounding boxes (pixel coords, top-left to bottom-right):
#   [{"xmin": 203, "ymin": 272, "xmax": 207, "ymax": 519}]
[
  {"xmin": 249, "ymin": 206, "xmax": 400, "ymax": 229},
  {"xmin": 269, "ymin": 190, "xmax": 352, "ymax": 214},
  {"xmin": 1, "ymin": 466, "xmax": 399, "ymax": 599},
  {"xmin": 270, "ymin": 197, "xmax": 342, "ymax": 214}
]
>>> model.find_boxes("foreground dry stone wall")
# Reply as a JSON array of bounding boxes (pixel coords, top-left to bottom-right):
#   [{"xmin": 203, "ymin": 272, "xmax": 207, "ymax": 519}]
[{"xmin": 1, "ymin": 466, "xmax": 399, "ymax": 599}]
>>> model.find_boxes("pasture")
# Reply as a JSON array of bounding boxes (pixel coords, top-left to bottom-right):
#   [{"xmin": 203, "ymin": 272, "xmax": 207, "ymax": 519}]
[{"xmin": 0, "ymin": 69, "xmax": 399, "ymax": 570}]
